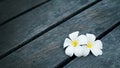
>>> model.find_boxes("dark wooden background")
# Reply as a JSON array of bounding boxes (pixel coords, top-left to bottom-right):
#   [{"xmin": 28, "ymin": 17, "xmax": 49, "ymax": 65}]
[{"xmin": 0, "ymin": 0, "xmax": 120, "ymax": 68}]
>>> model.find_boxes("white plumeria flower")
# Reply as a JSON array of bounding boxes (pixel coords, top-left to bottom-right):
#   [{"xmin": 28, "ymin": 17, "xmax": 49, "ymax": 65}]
[
  {"xmin": 79, "ymin": 33, "xmax": 103, "ymax": 56},
  {"xmin": 63, "ymin": 31, "xmax": 84, "ymax": 57}
]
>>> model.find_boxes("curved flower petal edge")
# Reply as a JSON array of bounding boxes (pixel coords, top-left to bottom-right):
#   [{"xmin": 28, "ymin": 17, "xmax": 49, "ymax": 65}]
[{"xmin": 63, "ymin": 32, "xmax": 103, "ymax": 57}]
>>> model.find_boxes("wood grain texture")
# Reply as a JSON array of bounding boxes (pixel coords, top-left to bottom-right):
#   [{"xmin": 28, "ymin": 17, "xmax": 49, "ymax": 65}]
[
  {"xmin": 0, "ymin": 0, "xmax": 95, "ymax": 56},
  {"xmin": 0, "ymin": 0, "xmax": 120, "ymax": 67},
  {"xmin": 0, "ymin": 0, "xmax": 48, "ymax": 24},
  {"xmin": 64, "ymin": 25, "xmax": 120, "ymax": 68}
]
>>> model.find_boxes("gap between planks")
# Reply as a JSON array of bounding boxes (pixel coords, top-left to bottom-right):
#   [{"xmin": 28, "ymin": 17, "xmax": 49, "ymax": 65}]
[{"xmin": 0, "ymin": 0, "xmax": 51, "ymax": 27}]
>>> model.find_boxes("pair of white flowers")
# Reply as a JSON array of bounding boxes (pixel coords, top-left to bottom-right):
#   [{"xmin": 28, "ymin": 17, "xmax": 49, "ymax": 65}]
[{"xmin": 63, "ymin": 31, "xmax": 103, "ymax": 57}]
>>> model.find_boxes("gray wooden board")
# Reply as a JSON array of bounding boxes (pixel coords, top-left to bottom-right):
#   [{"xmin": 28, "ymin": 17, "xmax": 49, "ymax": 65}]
[
  {"xmin": 0, "ymin": 0, "xmax": 47, "ymax": 24},
  {"xmin": 0, "ymin": 0, "xmax": 95, "ymax": 56},
  {"xmin": 0, "ymin": 0, "xmax": 120, "ymax": 67},
  {"xmin": 64, "ymin": 25, "xmax": 120, "ymax": 68}
]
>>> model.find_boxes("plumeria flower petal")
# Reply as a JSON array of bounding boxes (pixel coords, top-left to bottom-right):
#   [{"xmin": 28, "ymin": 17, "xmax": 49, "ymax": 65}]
[
  {"xmin": 93, "ymin": 40, "xmax": 103, "ymax": 49},
  {"xmin": 64, "ymin": 31, "xmax": 83, "ymax": 57},
  {"xmin": 63, "ymin": 38, "xmax": 71, "ymax": 48},
  {"xmin": 74, "ymin": 46, "xmax": 84, "ymax": 57},
  {"xmin": 91, "ymin": 47, "xmax": 103, "ymax": 56},
  {"xmin": 65, "ymin": 46, "xmax": 74, "ymax": 57},
  {"xmin": 79, "ymin": 35, "xmax": 87, "ymax": 44},
  {"xmin": 86, "ymin": 33, "xmax": 96, "ymax": 42},
  {"xmin": 81, "ymin": 33, "xmax": 103, "ymax": 56},
  {"xmin": 69, "ymin": 31, "xmax": 79, "ymax": 40},
  {"xmin": 82, "ymin": 46, "xmax": 90, "ymax": 56}
]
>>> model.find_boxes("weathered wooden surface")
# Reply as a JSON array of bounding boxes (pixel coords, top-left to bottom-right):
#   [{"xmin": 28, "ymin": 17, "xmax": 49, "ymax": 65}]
[
  {"xmin": 64, "ymin": 25, "xmax": 120, "ymax": 68},
  {"xmin": 0, "ymin": 0, "xmax": 48, "ymax": 25},
  {"xmin": 0, "ymin": 0, "xmax": 120, "ymax": 67},
  {"xmin": 0, "ymin": 0, "xmax": 95, "ymax": 56}
]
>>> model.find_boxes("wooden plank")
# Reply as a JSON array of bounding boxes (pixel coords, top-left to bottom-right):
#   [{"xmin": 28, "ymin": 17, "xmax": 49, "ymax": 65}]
[
  {"xmin": 0, "ymin": 0, "xmax": 96, "ymax": 58},
  {"xmin": 64, "ymin": 25, "xmax": 120, "ymax": 68},
  {"xmin": 0, "ymin": 0, "xmax": 48, "ymax": 25},
  {"xmin": 0, "ymin": 0, "xmax": 120, "ymax": 67}
]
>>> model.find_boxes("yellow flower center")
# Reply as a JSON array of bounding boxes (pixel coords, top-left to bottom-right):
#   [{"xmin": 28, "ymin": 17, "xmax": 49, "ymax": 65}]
[
  {"xmin": 72, "ymin": 40, "xmax": 78, "ymax": 47},
  {"xmin": 87, "ymin": 42, "xmax": 92, "ymax": 48}
]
